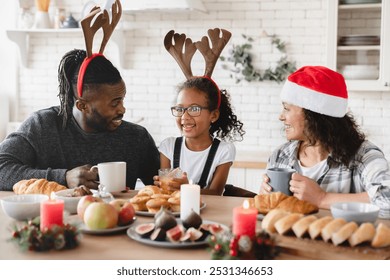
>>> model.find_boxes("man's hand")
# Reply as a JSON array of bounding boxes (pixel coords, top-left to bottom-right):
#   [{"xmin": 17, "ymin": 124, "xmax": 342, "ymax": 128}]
[{"xmin": 66, "ymin": 164, "xmax": 99, "ymax": 189}]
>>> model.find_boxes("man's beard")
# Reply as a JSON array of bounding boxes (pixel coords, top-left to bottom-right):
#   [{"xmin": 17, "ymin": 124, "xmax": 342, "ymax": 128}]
[{"xmin": 85, "ymin": 108, "xmax": 113, "ymax": 132}]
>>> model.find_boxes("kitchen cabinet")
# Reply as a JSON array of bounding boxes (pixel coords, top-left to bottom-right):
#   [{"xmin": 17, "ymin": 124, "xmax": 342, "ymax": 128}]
[
  {"xmin": 327, "ymin": 0, "xmax": 390, "ymax": 91},
  {"xmin": 6, "ymin": 28, "xmax": 131, "ymax": 68}
]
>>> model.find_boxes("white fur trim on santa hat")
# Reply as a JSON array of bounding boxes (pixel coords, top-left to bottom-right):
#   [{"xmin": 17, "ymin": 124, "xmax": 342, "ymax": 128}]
[{"xmin": 280, "ymin": 80, "xmax": 348, "ymax": 117}]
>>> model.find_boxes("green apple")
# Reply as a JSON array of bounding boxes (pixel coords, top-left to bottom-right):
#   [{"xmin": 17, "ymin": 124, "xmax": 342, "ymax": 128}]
[
  {"xmin": 83, "ymin": 202, "xmax": 118, "ymax": 230},
  {"xmin": 77, "ymin": 195, "xmax": 103, "ymax": 220}
]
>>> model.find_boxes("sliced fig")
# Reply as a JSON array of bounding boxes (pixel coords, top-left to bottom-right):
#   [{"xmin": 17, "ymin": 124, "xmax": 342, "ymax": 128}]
[
  {"xmin": 150, "ymin": 227, "xmax": 166, "ymax": 241},
  {"xmin": 186, "ymin": 227, "xmax": 203, "ymax": 241},
  {"xmin": 135, "ymin": 223, "xmax": 155, "ymax": 238},
  {"xmin": 182, "ymin": 210, "xmax": 202, "ymax": 229},
  {"xmin": 180, "ymin": 231, "xmax": 192, "ymax": 242},
  {"xmin": 166, "ymin": 225, "xmax": 183, "ymax": 243},
  {"xmin": 155, "ymin": 209, "xmax": 177, "ymax": 230},
  {"xmin": 209, "ymin": 223, "xmax": 224, "ymax": 235}
]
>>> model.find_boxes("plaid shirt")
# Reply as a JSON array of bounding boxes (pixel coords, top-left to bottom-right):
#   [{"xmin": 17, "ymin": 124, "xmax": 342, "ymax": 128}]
[{"xmin": 267, "ymin": 140, "xmax": 390, "ymax": 219}]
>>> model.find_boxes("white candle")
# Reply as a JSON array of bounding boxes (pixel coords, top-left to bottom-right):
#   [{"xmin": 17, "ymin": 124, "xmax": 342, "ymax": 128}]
[{"xmin": 180, "ymin": 183, "xmax": 200, "ymax": 220}]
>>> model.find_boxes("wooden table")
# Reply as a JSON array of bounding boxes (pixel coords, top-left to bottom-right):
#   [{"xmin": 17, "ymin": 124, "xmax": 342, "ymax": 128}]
[{"xmin": 0, "ymin": 191, "xmax": 389, "ymax": 260}]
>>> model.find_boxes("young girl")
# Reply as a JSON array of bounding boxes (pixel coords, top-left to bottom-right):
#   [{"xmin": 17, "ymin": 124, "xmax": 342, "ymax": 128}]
[{"xmin": 154, "ymin": 77, "xmax": 245, "ymax": 195}]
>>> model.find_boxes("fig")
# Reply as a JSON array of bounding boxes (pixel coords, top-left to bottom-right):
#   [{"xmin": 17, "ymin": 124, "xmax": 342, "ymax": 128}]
[
  {"xmin": 186, "ymin": 227, "xmax": 203, "ymax": 241},
  {"xmin": 154, "ymin": 208, "xmax": 177, "ymax": 231},
  {"xmin": 182, "ymin": 210, "xmax": 202, "ymax": 229},
  {"xmin": 135, "ymin": 223, "xmax": 155, "ymax": 238},
  {"xmin": 166, "ymin": 225, "xmax": 184, "ymax": 243},
  {"xmin": 209, "ymin": 223, "xmax": 223, "ymax": 235},
  {"xmin": 150, "ymin": 227, "xmax": 166, "ymax": 241},
  {"xmin": 154, "ymin": 206, "xmax": 171, "ymax": 220}
]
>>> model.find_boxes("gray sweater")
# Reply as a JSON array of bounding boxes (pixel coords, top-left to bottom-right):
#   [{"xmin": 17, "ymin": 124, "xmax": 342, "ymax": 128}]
[{"xmin": 0, "ymin": 106, "xmax": 160, "ymax": 191}]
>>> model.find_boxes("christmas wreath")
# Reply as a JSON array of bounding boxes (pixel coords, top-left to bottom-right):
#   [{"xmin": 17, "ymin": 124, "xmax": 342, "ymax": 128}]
[
  {"xmin": 207, "ymin": 230, "xmax": 279, "ymax": 260},
  {"xmin": 9, "ymin": 217, "xmax": 80, "ymax": 252}
]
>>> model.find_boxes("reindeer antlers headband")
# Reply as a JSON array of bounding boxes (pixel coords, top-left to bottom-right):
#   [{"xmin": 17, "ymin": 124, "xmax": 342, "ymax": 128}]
[
  {"xmin": 77, "ymin": 0, "xmax": 122, "ymax": 98},
  {"xmin": 164, "ymin": 28, "xmax": 232, "ymax": 109}
]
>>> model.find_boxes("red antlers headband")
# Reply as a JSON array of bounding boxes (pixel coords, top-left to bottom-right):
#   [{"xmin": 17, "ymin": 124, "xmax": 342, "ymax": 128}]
[
  {"xmin": 164, "ymin": 28, "xmax": 232, "ymax": 109},
  {"xmin": 77, "ymin": 0, "xmax": 122, "ymax": 97}
]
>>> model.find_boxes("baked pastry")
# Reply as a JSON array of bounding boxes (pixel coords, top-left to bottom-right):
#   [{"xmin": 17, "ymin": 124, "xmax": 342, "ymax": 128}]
[
  {"xmin": 292, "ymin": 215, "xmax": 318, "ymax": 238},
  {"xmin": 321, "ymin": 218, "xmax": 347, "ymax": 242},
  {"xmin": 308, "ymin": 216, "xmax": 333, "ymax": 239},
  {"xmin": 254, "ymin": 192, "xmax": 288, "ymax": 214},
  {"xmin": 146, "ymin": 198, "xmax": 170, "ymax": 213},
  {"xmin": 71, "ymin": 185, "xmax": 93, "ymax": 197},
  {"xmin": 13, "ymin": 178, "xmax": 67, "ymax": 197},
  {"xmin": 276, "ymin": 196, "xmax": 319, "ymax": 215},
  {"xmin": 331, "ymin": 221, "xmax": 358, "ymax": 246},
  {"xmin": 274, "ymin": 213, "xmax": 303, "ymax": 235},
  {"xmin": 371, "ymin": 223, "xmax": 390, "ymax": 248},
  {"xmin": 137, "ymin": 185, "xmax": 162, "ymax": 196},
  {"xmin": 129, "ymin": 195, "xmax": 150, "ymax": 211},
  {"xmin": 261, "ymin": 209, "xmax": 289, "ymax": 234},
  {"xmin": 348, "ymin": 222, "xmax": 376, "ymax": 247},
  {"xmin": 253, "ymin": 192, "xmax": 318, "ymax": 215},
  {"xmin": 167, "ymin": 196, "xmax": 180, "ymax": 212},
  {"xmin": 151, "ymin": 194, "xmax": 171, "ymax": 200}
]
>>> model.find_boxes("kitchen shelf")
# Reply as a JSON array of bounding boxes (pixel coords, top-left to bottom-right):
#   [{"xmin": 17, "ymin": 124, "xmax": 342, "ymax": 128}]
[
  {"xmin": 6, "ymin": 28, "xmax": 132, "ymax": 68},
  {"xmin": 327, "ymin": 0, "xmax": 390, "ymax": 91}
]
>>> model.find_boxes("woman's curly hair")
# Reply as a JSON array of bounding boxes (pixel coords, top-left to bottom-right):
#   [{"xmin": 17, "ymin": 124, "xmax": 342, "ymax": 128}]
[{"xmin": 303, "ymin": 110, "xmax": 366, "ymax": 166}]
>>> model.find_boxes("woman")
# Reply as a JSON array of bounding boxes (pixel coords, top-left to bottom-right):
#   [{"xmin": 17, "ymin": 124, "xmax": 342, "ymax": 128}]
[{"xmin": 260, "ymin": 65, "xmax": 390, "ymax": 218}]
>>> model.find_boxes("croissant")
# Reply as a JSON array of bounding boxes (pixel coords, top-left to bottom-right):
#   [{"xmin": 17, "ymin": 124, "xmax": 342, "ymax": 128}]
[
  {"xmin": 254, "ymin": 192, "xmax": 288, "ymax": 214},
  {"xmin": 13, "ymin": 178, "xmax": 67, "ymax": 197},
  {"xmin": 276, "ymin": 196, "xmax": 319, "ymax": 215},
  {"xmin": 254, "ymin": 192, "xmax": 318, "ymax": 215}
]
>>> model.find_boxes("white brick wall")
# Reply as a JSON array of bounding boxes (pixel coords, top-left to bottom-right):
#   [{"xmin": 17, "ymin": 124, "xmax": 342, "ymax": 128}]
[{"xmin": 7, "ymin": 0, "xmax": 390, "ymax": 160}]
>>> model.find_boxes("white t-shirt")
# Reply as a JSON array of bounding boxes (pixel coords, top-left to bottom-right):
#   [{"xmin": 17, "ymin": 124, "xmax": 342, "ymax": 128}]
[
  {"xmin": 296, "ymin": 158, "xmax": 328, "ymax": 182},
  {"xmin": 158, "ymin": 136, "xmax": 236, "ymax": 188}
]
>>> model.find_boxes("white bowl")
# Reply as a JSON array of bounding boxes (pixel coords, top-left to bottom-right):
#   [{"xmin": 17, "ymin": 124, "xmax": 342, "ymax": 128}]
[
  {"xmin": 1, "ymin": 194, "xmax": 49, "ymax": 221},
  {"xmin": 330, "ymin": 202, "xmax": 379, "ymax": 224},
  {"xmin": 52, "ymin": 189, "xmax": 82, "ymax": 214}
]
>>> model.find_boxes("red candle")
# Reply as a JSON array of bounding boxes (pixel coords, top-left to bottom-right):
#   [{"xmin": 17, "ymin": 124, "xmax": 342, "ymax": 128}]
[
  {"xmin": 40, "ymin": 198, "xmax": 64, "ymax": 232},
  {"xmin": 232, "ymin": 200, "xmax": 257, "ymax": 238}
]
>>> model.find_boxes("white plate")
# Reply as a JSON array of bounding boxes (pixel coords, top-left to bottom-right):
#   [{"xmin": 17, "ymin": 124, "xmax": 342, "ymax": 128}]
[
  {"xmin": 80, "ymin": 217, "xmax": 136, "ymax": 235},
  {"xmin": 127, "ymin": 219, "xmax": 228, "ymax": 248},
  {"xmin": 135, "ymin": 202, "xmax": 206, "ymax": 217}
]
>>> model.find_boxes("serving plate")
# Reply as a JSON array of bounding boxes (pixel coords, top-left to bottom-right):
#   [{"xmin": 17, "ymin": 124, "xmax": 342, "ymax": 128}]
[
  {"xmin": 80, "ymin": 217, "xmax": 136, "ymax": 235},
  {"xmin": 127, "ymin": 219, "xmax": 228, "ymax": 248},
  {"xmin": 135, "ymin": 202, "xmax": 206, "ymax": 217}
]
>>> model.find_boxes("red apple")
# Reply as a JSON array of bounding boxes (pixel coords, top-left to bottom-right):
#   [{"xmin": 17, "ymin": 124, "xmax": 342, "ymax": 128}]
[
  {"xmin": 110, "ymin": 199, "xmax": 135, "ymax": 226},
  {"xmin": 83, "ymin": 202, "xmax": 118, "ymax": 230},
  {"xmin": 77, "ymin": 195, "xmax": 103, "ymax": 220}
]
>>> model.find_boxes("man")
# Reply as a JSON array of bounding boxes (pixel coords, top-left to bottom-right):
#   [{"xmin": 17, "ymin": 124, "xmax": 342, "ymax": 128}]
[{"xmin": 0, "ymin": 49, "xmax": 159, "ymax": 191}]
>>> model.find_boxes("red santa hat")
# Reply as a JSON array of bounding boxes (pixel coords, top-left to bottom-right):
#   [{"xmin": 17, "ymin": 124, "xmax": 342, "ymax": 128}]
[{"xmin": 280, "ymin": 66, "xmax": 348, "ymax": 117}]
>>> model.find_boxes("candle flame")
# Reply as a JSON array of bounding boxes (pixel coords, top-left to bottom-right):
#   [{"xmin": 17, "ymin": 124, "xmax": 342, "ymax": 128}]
[
  {"xmin": 189, "ymin": 179, "xmax": 193, "ymax": 184},
  {"xmin": 243, "ymin": 199, "xmax": 250, "ymax": 209}
]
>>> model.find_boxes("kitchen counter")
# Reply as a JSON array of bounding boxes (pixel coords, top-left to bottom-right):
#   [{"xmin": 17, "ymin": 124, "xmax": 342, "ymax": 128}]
[{"xmin": 232, "ymin": 150, "xmax": 270, "ymax": 169}]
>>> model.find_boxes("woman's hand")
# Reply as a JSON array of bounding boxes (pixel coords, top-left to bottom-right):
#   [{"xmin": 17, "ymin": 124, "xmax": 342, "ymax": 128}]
[
  {"xmin": 259, "ymin": 173, "xmax": 272, "ymax": 194},
  {"xmin": 289, "ymin": 173, "xmax": 326, "ymax": 206}
]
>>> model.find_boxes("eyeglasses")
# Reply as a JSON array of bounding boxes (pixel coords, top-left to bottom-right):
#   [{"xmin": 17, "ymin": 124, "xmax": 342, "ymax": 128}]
[{"xmin": 170, "ymin": 105, "xmax": 209, "ymax": 117}]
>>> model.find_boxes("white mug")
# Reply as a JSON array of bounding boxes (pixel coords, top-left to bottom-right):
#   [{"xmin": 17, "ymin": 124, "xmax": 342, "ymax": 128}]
[{"xmin": 90, "ymin": 161, "xmax": 126, "ymax": 193}]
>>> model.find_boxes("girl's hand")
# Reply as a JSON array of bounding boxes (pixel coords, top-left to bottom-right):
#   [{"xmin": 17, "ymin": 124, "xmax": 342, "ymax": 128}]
[
  {"xmin": 167, "ymin": 172, "xmax": 189, "ymax": 192},
  {"xmin": 259, "ymin": 173, "xmax": 272, "ymax": 194}
]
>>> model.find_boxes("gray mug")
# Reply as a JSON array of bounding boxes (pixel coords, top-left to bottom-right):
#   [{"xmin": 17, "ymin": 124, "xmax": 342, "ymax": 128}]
[{"xmin": 266, "ymin": 167, "xmax": 295, "ymax": 196}]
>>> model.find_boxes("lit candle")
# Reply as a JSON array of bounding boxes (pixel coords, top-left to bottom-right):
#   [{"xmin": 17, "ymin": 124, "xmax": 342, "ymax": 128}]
[
  {"xmin": 40, "ymin": 193, "xmax": 64, "ymax": 232},
  {"xmin": 232, "ymin": 200, "xmax": 257, "ymax": 238},
  {"xmin": 180, "ymin": 183, "xmax": 200, "ymax": 220}
]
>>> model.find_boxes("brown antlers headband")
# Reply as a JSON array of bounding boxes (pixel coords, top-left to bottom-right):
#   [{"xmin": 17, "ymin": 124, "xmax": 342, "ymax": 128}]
[
  {"xmin": 164, "ymin": 28, "xmax": 232, "ymax": 79},
  {"xmin": 77, "ymin": 0, "xmax": 122, "ymax": 97}
]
